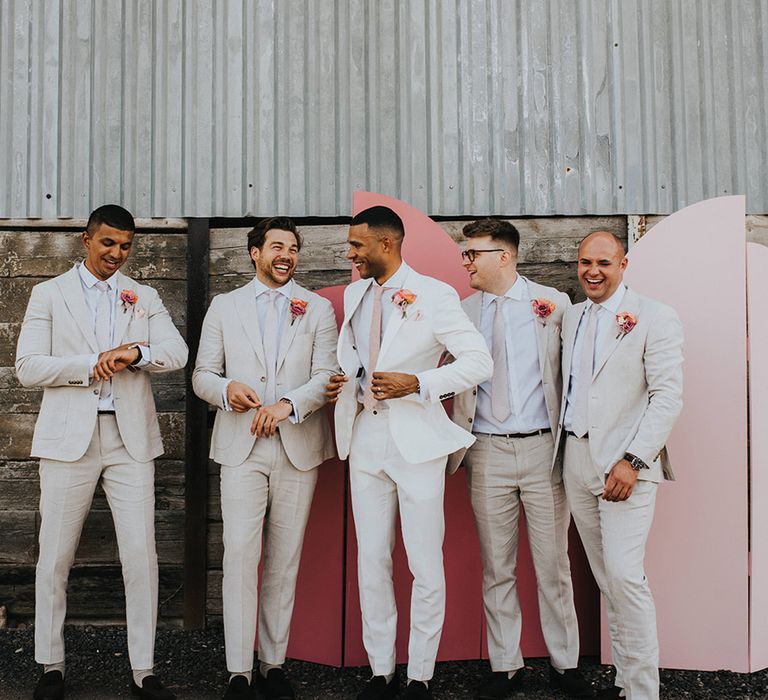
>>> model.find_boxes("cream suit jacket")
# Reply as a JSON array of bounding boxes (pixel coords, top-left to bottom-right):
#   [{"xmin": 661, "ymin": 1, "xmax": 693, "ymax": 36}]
[
  {"xmin": 192, "ymin": 281, "xmax": 338, "ymax": 470},
  {"xmin": 447, "ymin": 280, "xmax": 571, "ymax": 474},
  {"xmin": 15, "ymin": 265, "xmax": 188, "ymax": 464},
  {"xmin": 334, "ymin": 266, "xmax": 493, "ymax": 465},
  {"xmin": 553, "ymin": 288, "xmax": 684, "ymax": 482}
]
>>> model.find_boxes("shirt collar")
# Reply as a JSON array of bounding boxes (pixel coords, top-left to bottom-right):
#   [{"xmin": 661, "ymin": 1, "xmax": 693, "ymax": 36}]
[
  {"xmin": 252, "ymin": 276, "xmax": 294, "ymax": 300},
  {"xmin": 78, "ymin": 261, "xmax": 117, "ymax": 290},
  {"xmin": 587, "ymin": 283, "xmax": 626, "ymax": 314},
  {"xmin": 373, "ymin": 261, "xmax": 410, "ymax": 291},
  {"xmin": 482, "ymin": 274, "xmax": 529, "ymax": 309}
]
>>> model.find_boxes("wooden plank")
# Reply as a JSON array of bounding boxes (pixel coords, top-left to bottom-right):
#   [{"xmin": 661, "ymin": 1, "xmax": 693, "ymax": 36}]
[
  {"xmin": 206, "ymin": 569, "xmax": 223, "ymax": 616},
  {"xmin": 0, "ymin": 512, "xmax": 37, "ymax": 564},
  {"xmin": 0, "ymin": 564, "xmax": 185, "ymax": 620}
]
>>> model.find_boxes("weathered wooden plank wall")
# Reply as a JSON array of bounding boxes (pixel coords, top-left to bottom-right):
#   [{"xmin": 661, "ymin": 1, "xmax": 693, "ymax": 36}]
[{"xmin": 0, "ymin": 215, "xmax": 630, "ymax": 624}]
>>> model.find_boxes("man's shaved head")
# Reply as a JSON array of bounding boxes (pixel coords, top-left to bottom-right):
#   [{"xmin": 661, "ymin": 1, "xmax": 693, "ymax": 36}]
[
  {"xmin": 578, "ymin": 230, "xmax": 626, "ymax": 258},
  {"xmin": 577, "ymin": 230, "xmax": 628, "ymax": 304}
]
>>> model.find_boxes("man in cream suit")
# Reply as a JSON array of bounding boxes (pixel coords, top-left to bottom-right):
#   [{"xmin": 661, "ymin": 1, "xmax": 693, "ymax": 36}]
[
  {"xmin": 326, "ymin": 206, "xmax": 492, "ymax": 700},
  {"xmin": 448, "ymin": 219, "xmax": 592, "ymax": 699},
  {"xmin": 555, "ymin": 231, "xmax": 684, "ymax": 700},
  {"xmin": 15, "ymin": 205, "xmax": 187, "ymax": 700},
  {"xmin": 192, "ymin": 217, "xmax": 338, "ymax": 700}
]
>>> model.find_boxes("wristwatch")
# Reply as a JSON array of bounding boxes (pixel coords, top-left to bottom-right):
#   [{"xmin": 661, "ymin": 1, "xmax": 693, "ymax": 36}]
[{"xmin": 623, "ymin": 452, "xmax": 649, "ymax": 471}]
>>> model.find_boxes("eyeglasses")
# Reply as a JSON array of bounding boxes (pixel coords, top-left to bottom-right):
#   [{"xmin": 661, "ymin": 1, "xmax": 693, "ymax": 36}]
[{"xmin": 460, "ymin": 248, "xmax": 504, "ymax": 263}]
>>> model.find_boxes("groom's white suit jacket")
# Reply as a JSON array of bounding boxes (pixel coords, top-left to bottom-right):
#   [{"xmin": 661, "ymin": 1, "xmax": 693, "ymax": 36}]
[{"xmin": 334, "ymin": 265, "xmax": 493, "ymax": 465}]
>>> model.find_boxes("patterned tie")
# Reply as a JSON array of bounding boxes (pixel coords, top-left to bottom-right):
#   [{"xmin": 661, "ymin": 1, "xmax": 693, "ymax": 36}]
[
  {"xmin": 572, "ymin": 304, "xmax": 598, "ymax": 438},
  {"xmin": 491, "ymin": 296, "xmax": 511, "ymax": 422},
  {"xmin": 95, "ymin": 281, "xmax": 112, "ymax": 399},
  {"xmin": 262, "ymin": 291, "xmax": 280, "ymax": 406},
  {"xmin": 363, "ymin": 284, "xmax": 385, "ymax": 410}
]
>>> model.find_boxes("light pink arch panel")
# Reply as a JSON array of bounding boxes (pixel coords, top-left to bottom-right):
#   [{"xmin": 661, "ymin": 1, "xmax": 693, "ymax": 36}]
[{"xmin": 622, "ymin": 196, "xmax": 749, "ymax": 671}]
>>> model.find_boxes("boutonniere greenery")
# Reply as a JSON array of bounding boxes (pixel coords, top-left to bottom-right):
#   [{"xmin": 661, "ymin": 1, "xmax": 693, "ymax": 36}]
[
  {"xmin": 615, "ymin": 311, "xmax": 637, "ymax": 338},
  {"xmin": 290, "ymin": 298, "xmax": 308, "ymax": 325},
  {"xmin": 392, "ymin": 289, "xmax": 417, "ymax": 318},
  {"xmin": 531, "ymin": 298, "xmax": 556, "ymax": 320}
]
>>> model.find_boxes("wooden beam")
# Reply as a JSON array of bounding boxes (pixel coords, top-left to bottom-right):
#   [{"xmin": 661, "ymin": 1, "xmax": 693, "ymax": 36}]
[{"xmin": 184, "ymin": 218, "xmax": 210, "ymax": 628}]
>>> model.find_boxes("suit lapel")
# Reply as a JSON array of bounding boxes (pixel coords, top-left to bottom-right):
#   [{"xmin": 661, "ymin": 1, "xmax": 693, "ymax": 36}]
[
  {"xmin": 235, "ymin": 283, "xmax": 267, "ymax": 368},
  {"xmin": 56, "ymin": 265, "xmax": 99, "ymax": 353},
  {"xmin": 377, "ymin": 270, "xmax": 415, "ymax": 362},
  {"xmin": 276, "ymin": 283, "xmax": 308, "ymax": 372},
  {"xmin": 338, "ymin": 278, "xmax": 371, "ymax": 374},
  {"xmin": 112, "ymin": 272, "xmax": 135, "ymax": 346},
  {"xmin": 526, "ymin": 280, "xmax": 551, "ymax": 373},
  {"xmin": 592, "ymin": 288, "xmax": 642, "ymax": 379},
  {"xmin": 561, "ymin": 301, "xmax": 585, "ymax": 381}
]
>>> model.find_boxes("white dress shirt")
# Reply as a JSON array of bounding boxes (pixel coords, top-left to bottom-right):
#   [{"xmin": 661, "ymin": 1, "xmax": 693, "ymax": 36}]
[
  {"xmin": 78, "ymin": 262, "xmax": 150, "ymax": 411},
  {"xmin": 563, "ymin": 284, "xmax": 627, "ymax": 431},
  {"xmin": 473, "ymin": 276, "xmax": 550, "ymax": 435},
  {"xmin": 222, "ymin": 277, "xmax": 297, "ymax": 419}
]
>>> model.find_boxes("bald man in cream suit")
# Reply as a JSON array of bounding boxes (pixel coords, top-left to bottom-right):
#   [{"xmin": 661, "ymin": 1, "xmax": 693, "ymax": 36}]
[
  {"xmin": 326, "ymin": 206, "xmax": 492, "ymax": 700},
  {"xmin": 193, "ymin": 217, "xmax": 338, "ymax": 700},
  {"xmin": 448, "ymin": 219, "xmax": 591, "ymax": 700},
  {"xmin": 16, "ymin": 205, "xmax": 187, "ymax": 700},
  {"xmin": 555, "ymin": 231, "xmax": 684, "ymax": 700}
]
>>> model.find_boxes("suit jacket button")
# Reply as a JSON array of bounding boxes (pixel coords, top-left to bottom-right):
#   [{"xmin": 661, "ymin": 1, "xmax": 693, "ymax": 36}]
[
  {"xmin": 352, "ymin": 345, "xmax": 357, "ymax": 350},
  {"xmin": 260, "ymin": 377, "xmax": 266, "ymax": 382},
  {"xmin": 472, "ymin": 390, "xmax": 476, "ymax": 395},
  {"xmin": 468, "ymin": 417, "xmax": 473, "ymax": 423},
  {"xmin": 93, "ymin": 390, "xmax": 99, "ymax": 395},
  {"xmin": 373, "ymin": 410, "xmax": 378, "ymax": 415}
]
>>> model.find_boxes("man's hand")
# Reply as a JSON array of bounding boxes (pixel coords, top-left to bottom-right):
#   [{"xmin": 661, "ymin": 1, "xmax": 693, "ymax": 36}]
[
  {"xmin": 325, "ymin": 374, "xmax": 348, "ymax": 403},
  {"xmin": 226, "ymin": 381, "xmax": 262, "ymax": 413},
  {"xmin": 250, "ymin": 400, "xmax": 293, "ymax": 437},
  {"xmin": 602, "ymin": 459, "xmax": 639, "ymax": 502},
  {"xmin": 370, "ymin": 372, "xmax": 420, "ymax": 400},
  {"xmin": 92, "ymin": 342, "xmax": 145, "ymax": 381}
]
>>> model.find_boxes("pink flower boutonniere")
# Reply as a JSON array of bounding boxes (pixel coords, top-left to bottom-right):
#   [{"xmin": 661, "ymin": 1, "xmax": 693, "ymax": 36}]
[
  {"xmin": 531, "ymin": 298, "xmax": 556, "ymax": 320},
  {"xmin": 290, "ymin": 298, "xmax": 308, "ymax": 325},
  {"xmin": 616, "ymin": 311, "xmax": 637, "ymax": 338},
  {"xmin": 120, "ymin": 289, "xmax": 138, "ymax": 314},
  {"xmin": 392, "ymin": 289, "xmax": 417, "ymax": 318}
]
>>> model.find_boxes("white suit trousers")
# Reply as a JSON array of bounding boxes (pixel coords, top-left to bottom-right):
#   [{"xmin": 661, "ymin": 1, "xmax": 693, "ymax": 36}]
[
  {"xmin": 349, "ymin": 409, "xmax": 447, "ymax": 682},
  {"xmin": 563, "ymin": 435, "xmax": 659, "ymax": 700},
  {"xmin": 220, "ymin": 435, "xmax": 317, "ymax": 673},
  {"xmin": 35, "ymin": 415, "xmax": 158, "ymax": 670},
  {"xmin": 465, "ymin": 432, "xmax": 579, "ymax": 673}
]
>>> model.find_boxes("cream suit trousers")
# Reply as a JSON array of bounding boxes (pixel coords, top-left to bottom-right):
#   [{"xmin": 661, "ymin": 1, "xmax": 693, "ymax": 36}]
[
  {"xmin": 465, "ymin": 432, "xmax": 579, "ymax": 673},
  {"xmin": 563, "ymin": 435, "xmax": 659, "ymax": 700},
  {"xmin": 220, "ymin": 435, "xmax": 317, "ymax": 673},
  {"xmin": 349, "ymin": 409, "xmax": 447, "ymax": 682},
  {"xmin": 35, "ymin": 415, "xmax": 158, "ymax": 670}
]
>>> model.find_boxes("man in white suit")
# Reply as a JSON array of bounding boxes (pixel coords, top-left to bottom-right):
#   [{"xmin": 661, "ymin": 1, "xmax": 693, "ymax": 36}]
[
  {"xmin": 192, "ymin": 217, "xmax": 338, "ymax": 700},
  {"xmin": 448, "ymin": 219, "xmax": 592, "ymax": 699},
  {"xmin": 326, "ymin": 206, "xmax": 492, "ymax": 700},
  {"xmin": 555, "ymin": 231, "xmax": 684, "ymax": 700},
  {"xmin": 15, "ymin": 205, "xmax": 188, "ymax": 700}
]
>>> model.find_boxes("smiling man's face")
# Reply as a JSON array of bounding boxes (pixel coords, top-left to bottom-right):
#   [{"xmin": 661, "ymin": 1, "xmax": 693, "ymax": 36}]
[
  {"xmin": 250, "ymin": 228, "xmax": 300, "ymax": 288},
  {"xmin": 577, "ymin": 232, "xmax": 628, "ymax": 304},
  {"xmin": 82, "ymin": 224, "xmax": 134, "ymax": 280}
]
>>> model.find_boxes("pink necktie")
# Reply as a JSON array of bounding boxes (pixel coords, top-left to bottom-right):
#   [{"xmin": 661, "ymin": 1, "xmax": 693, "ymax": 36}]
[
  {"xmin": 263, "ymin": 291, "xmax": 279, "ymax": 405},
  {"xmin": 95, "ymin": 281, "xmax": 112, "ymax": 399},
  {"xmin": 491, "ymin": 296, "xmax": 511, "ymax": 422},
  {"xmin": 572, "ymin": 304, "xmax": 598, "ymax": 438},
  {"xmin": 363, "ymin": 285, "xmax": 385, "ymax": 410}
]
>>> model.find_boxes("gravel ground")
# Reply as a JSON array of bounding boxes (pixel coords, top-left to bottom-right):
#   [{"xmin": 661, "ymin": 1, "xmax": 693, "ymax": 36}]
[{"xmin": 0, "ymin": 624, "xmax": 764, "ymax": 699}]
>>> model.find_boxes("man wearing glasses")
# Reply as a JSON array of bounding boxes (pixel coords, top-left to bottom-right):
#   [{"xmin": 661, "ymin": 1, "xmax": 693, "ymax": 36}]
[{"xmin": 449, "ymin": 219, "xmax": 592, "ymax": 699}]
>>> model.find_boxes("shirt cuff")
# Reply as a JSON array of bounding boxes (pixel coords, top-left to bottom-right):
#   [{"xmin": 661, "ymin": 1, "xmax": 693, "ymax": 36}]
[
  {"xmin": 222, "ymin": 379, "xmax": 234, "ymax": 411},
  {"xmin": 134, "ymin": 344, "xmax": 151, "ymax": 367},
  {"xmin": 415, "ymin": 372, "xmax": 430, "ymax": 401},
  {"xmin": 280, "ymin": 396, "xmax": 299, "ymax": 424}
]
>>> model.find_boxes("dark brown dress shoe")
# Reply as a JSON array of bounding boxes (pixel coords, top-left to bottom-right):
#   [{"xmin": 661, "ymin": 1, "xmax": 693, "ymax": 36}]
[
  {"xmin": 130, "ymin": 674, "xmax": 176, "ymax": 700},
  {"xmin": 255, "ymin": 668, "xmax": 294, "ymax": 700},
  {"xmin": 33, "ymin": 670, "xmax": 65, "ymax": 700},
  {"xmin": 356, "ymin": 674, "xmax": 399, "ymax": 700},
  {"xmin": 595, "ymin": 687, "xmax": 623, "ymax": 699},
  {"xmin": 401, "ymin": 680, "xmax": 432, "ymax": 699},
  {"xmin": 549, "ymin": 665, "xmax": 594, "ymax": 697},
  {"xmin": 224, "ymin": 674, "xmax": 253, "ymax": 699}
]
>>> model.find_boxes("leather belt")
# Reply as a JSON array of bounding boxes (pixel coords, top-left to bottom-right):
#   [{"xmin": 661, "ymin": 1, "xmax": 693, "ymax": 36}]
[
  {"xmin": 475, "ymin": 428, "xmax": 551, "ymax": 439},
  {"xmin": 98, "ymin": 410, "xmax": 116, "ymax": 415},
  {"xmin": 566, "ymin": 430, "xmax": 587, "ymax": 439}
]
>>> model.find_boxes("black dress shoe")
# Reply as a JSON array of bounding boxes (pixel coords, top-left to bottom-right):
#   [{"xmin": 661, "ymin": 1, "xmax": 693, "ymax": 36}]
[
  {"xmin": 401, "ymin": 680, "xmax": 431, "ymax": 699},
  {"xmin": 549, "ymin": 665, "xmax": 594, "ymax": 697},
  {"xmin": 356, "ymin": 674, "xmax": 399, "ymax": 700},
  {"xmin": 595, "ymin": 687, "xmax": 623, "ymax": 699},
  {"xmin": 33, "ymin": 670, "xmax": 65, "ymax": 700},
  {"xmin": 130, "ymin": 675, "xmax": 176, "ymax": 700},
  {"xmin": 476, "ymin": 670, "xmax": 524, "ymax": 699},
  {"xmin": 255, "ymin": 668, "xmax": 294, "ymax": 700},
  {"xmin": 224, "ymin": 674, "xmax": 253, "ymax": 699}
]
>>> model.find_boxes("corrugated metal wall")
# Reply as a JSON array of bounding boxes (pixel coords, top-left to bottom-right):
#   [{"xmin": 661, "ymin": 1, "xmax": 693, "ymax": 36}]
[{"xmin": 0, "ymin": 0, "xmax": 766, "ymax": 219}]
